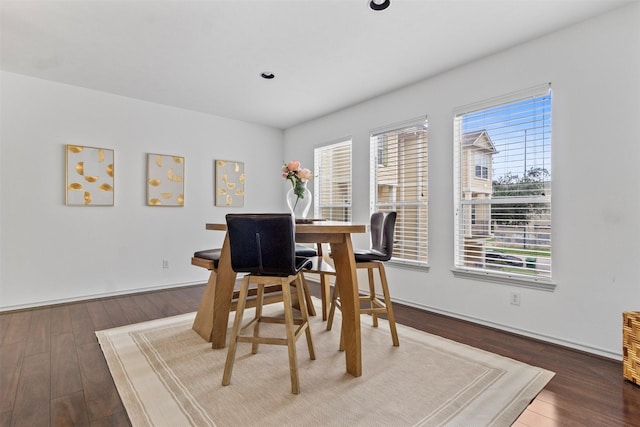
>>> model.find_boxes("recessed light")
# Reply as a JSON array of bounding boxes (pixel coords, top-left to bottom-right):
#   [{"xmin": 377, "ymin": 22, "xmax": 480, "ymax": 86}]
[
  {"xmin": 369, "ymin": 0, "xmax": 390, "ymax": 11},
  {"xmin": 261, "ymin": 72, "xmax": 275, "ymax": 79}
]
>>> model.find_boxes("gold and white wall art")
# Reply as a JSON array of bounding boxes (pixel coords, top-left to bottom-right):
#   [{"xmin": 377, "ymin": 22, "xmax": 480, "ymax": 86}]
[
  {"xmin": 147, "ymin": 153, "xmax": 185, "ymax": 206},
  {"xmin": 65, "ymin": 145, "xmax": 114, "ymax": 206},
  {"xmin": 215, "ymin": 160, "xmax": 245, "ymax": 207}
]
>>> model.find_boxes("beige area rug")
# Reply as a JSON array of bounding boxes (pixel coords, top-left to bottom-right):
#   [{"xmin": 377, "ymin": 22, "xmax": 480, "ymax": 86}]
[{"xmin": 96, "ymin": 298, "xmax": 554, "ymax": 427}]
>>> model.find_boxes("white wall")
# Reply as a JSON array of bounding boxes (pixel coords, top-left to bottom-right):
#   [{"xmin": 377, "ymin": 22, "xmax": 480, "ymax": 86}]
[
  {"xmin": 284, "ymin": 3, "xmax": 640, "ymax": 359},
  {"xmin": 0, "ymin": 71, "xmax": 285, "ymax": 309}
]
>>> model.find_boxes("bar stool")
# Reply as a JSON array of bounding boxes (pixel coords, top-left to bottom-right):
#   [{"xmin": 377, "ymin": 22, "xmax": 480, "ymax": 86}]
[
  {"xmin": 222, "ymin": 213, "xmax": 315, "ymax": 394},
  {"xmin": 327, "ymin": 211, "xmax": 399, "ymax": 349}
]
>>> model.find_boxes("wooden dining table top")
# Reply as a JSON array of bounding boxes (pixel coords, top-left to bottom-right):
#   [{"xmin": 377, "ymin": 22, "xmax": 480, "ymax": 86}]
[{"xmin": 205, "ymin": 220, "xmax": 366, "ymax": 233}]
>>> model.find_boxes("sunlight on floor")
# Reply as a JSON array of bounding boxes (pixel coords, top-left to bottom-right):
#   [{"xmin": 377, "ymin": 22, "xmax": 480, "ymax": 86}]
[{"xmin": 513, "ymin": 390, "xmax": 561, "ymax": 427}]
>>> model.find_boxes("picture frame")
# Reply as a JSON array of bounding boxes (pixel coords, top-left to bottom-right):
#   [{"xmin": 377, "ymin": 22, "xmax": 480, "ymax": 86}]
[
  {"xmin": 215, "ymin": 160, "xmax": 245, "ymax": 207},
  {"xmin": 65, "ymin": 144, "xmax": 114, "ymax": 206},
  {"xmin": 146, "ymin": 153, "xmax": 185, "ymax": 206}
]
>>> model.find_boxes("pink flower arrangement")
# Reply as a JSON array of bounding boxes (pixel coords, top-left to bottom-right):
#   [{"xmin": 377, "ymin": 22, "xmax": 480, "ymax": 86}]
[{"xmin": 282, "ymin": 160, "xmax": 312, "ymax": 200}]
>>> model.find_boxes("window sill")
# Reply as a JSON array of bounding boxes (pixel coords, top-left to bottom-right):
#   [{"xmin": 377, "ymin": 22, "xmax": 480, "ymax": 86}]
[
  {"xmin": 451, "ymin": 267, "xmax": 556, "ymax": 291},
  {"xmin": 388, "ymin": 259, "xmax": 430, "ymax": 272}
]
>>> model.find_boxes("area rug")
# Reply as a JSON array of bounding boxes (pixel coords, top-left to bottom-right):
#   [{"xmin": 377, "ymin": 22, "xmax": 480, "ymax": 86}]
[{"xmin": 96, "ymin": 298, "xmax": 554, "ymax": 427}]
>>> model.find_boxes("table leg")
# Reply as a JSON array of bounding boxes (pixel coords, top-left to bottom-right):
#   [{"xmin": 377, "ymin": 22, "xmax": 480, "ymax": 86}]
[
  {"xmin": 191, "ymin": 233, "xmax": 237, "ymax": 349},
  {"xmin": 330, "ymin": 234, "xmax": 362, "ymax": 377},
  {"xmin": 192, "ymin": 268, "xmax": 217, "ymax": 341}
]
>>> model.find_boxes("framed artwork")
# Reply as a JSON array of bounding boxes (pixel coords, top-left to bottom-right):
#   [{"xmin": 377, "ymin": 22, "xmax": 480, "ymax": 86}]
[
  {"xmin": 147, "ymin": 153, "xmax": 185, "ymax": 206},
  {"xmin": 65, "ymin": 145, "xmax": 114, "ymax": 206},
  {"xmin": 215, "ymin": 160, "xmax": 245, "ymax": 207}
]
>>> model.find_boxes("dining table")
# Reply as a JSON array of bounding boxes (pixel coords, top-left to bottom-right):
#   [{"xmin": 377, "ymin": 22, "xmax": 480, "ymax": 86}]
[{"xmin": 192, "ymin": 220, "xmax": 367, "ymax": 377}]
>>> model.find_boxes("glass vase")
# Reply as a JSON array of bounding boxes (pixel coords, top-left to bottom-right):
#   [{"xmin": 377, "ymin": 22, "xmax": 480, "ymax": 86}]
[{"xmin": 286, "ymin": 182, "xmax": 312, "ymax": 220}]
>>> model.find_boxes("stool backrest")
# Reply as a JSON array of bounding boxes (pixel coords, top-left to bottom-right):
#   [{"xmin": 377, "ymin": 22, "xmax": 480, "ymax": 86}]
[
  {"xmin": 381, "ymin": 212, "xmax": 397, "ymax": 259},
  {"xmin": 225, "ymin": 213, "xmax": 298, "ymax": 276},
  {"xmin": 369, "ymin": 211, "xmax": 385, "ymax": 250},
  {"xmin": 371, "ymin": 211, "xmax": 397, "ymax": 261}
]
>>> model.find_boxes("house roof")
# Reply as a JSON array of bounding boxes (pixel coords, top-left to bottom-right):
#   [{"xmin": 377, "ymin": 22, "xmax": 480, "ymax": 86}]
[{"xmin": 462, "ymin": 130, "xmax": 498, "ymax": 153}]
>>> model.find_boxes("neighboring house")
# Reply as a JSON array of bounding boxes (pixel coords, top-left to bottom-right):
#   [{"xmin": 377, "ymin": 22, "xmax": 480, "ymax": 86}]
[
  {"xmin": 460, "ymin": 130, "xmax": 497, "ymax": 267},
  {"xmin": 461, "ymin": 130, "xmax": 496, "ymax": 237},
  {"xmin": 373, "ymin": 125, "xmax": 429, "ymax": 264}
]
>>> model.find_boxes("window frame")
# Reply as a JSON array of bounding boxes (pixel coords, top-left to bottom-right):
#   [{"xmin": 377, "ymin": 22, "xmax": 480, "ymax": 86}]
[
  {"xmin": 452, "ymin": 84, "xmax": 555, "ymax": 289},
  {"xmin": 313, "ymin": 139, "xmax": 352, "ymax": 222},
  {"xmin": 370, "ymin": 117, "xmax": 429, "ymax": 268}
]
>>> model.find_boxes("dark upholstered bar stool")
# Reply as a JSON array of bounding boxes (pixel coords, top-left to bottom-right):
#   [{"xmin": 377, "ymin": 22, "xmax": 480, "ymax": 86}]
[
  {"xmin": 192, "ymin": 247, "xmax": 286, "ymax": 312},
  {"xmin": 327, "ymin": 211, "xmax": 399, "ymax": 349},
  {"xmin": 192, "ymin": 248, "xmax": 221, "ymax": 269},
  {"xmin": 295, "ymin": 244, "xmax": 318, "ymax": 257},
  {"xmin": 222, "ymin": 213, "xmax": 315, "ymax": 394}
]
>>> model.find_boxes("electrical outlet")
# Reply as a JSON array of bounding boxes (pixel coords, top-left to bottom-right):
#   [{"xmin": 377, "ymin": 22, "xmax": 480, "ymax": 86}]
[
  {"xmin": 163, "ymin": 259, "xmax": 169, "ymax": 269},
  {"xmin": 510, "ymin": 291, "xmax": 521, "ymax": 306}
]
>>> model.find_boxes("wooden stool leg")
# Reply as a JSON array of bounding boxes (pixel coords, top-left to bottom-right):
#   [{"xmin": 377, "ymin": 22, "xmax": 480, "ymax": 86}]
[
  {"xmin": 294, "ymin": 276, "xmax": 315, "ymax": 360},
  {"xmin": 299, "ymin": 274, "xmax": 317, "ymax": 317},
  {"xmin": 320, "ymin": 273, "xmax": 331, "ymax": 320},
  {"xmin": 327, "ymin": 284, "xmax": 346, "ymax": 351},
  {"xmin": 252, "ymin": 283, "xmax": 264, "ymax": 354},
  {"xmin": 281, "ymin": 277, "xmax": 300, "ymax": 394},
  {"xmin": 315, "ymin": 242, "xmax": 331, "ymax": 320},
  {"xmin": 368, "ymin": 267, "xmax": 378, "ymax": 327},
  {"xmin": 326, "ymin": 283, "xmax": 340, "ymax": 331},
  {"xmin": 222, "ymin": 276, "xmax": 250, "ymax": 386},
  {"xmin": 378, "ymin": 263, "xmax": 399, "ymax": 347},
  {"xmin": 338, "ymin": 320, "xmax": 345, "ymax": 352}
]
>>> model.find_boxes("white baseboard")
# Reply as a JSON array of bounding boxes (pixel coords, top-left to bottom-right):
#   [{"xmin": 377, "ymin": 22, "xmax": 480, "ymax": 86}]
[
  {"xmin": 0, "ymin": 280, "xmax": 204, "ymax": 312},
  {"xmin": 392, "ymin": 296, "xmax": 622, "ymax": 361}
]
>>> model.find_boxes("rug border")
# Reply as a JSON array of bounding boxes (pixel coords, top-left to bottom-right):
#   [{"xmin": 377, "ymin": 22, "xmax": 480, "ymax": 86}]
[{"xmin": 96, "ymin": 299, "xmax": 554, "ymax": 427}]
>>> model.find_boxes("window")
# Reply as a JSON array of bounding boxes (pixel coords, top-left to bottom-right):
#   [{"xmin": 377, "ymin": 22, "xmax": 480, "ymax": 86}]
[
  {"xmin": 377, "ymin": 140, "xmax": 388, "ymax": 167},
  {"xmin": 371, "ymin": 118, "xmax": 428, "ymax": 266},
  {"xmin": 475, "ymin": 153, "xmax": 489, "ymax": 179},
  {"xmin": 314, "ymin": 140, "xmax": 352, "ymax": 221},
  {"xmin": 453, "ymin": 84, "xmax": 552, "ymax": 284}
]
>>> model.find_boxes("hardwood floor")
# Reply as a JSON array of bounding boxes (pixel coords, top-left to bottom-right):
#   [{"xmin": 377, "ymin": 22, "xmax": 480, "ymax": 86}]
[{"xmin": 1, "ymin": 283, "xmax": 638, "ymax": 426}]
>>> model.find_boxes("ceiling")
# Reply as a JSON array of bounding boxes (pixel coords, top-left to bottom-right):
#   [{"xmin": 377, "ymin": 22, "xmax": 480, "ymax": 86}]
[{"xmin": 1, "ymin": 0, "xmax": 631, "ymax": 129}]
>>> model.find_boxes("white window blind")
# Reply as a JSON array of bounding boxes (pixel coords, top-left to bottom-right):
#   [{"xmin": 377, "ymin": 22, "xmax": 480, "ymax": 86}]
[
  {"xmin": 370, "ymin": 118, "xmax": 428, "ymax": 266},
  {"xmin": 453, "ymin": 84, "xmax": 552, "ymax": 282},
  {"xmin": 314, "ymin": 140, "xmax": 352, "ymax": 222}
]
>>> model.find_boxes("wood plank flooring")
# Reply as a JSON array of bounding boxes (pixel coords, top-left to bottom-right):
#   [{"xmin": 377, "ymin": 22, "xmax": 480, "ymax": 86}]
[{"xmin": 1, "ymin": 283, "xmax": 638, "ymax": 426}]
